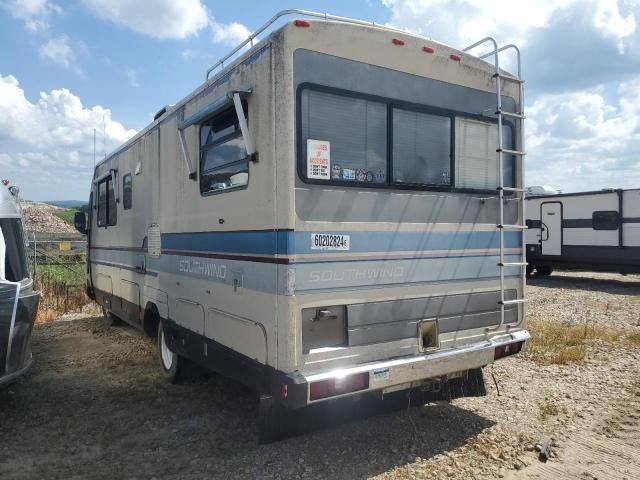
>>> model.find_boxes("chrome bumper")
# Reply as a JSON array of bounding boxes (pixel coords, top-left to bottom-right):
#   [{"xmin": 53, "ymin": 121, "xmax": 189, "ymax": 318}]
[{"xmin": 303, "ymin": 329, "xmax": 530, "ymax": 403}]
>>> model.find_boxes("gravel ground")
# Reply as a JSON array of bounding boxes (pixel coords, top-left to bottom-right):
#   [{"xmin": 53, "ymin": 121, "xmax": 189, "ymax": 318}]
[{"xmin": 0, "ymin": 271, "xmax": 639, "ymax": 479}]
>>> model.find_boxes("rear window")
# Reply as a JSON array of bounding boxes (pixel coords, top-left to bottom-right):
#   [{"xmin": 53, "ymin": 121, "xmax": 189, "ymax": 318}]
[{"xmin": 298, "ymin": 85, "xmax": 515, "ymax": 192}]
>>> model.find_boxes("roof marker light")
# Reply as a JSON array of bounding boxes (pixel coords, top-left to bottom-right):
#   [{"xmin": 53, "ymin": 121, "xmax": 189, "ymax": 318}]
[
  {"xmin": 450, "ymin": 54, "xmax": 462, "ymax": 62},
  {"xmin": 423, "ymin": 46, "xmax": 435, "ymax": 54},
  {"xmin": 294, "ymin": 19, "xmax": 310, "ymax": 27},
  {"xmin": 392, "ymin": 38, "xmax": 405, "ymax": 46}
]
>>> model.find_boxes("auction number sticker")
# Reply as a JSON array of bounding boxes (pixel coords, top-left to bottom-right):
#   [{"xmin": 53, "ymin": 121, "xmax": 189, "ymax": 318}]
[
  {"xmin": 307, "ymin": 139, "xmax": 331, "ymax": 179},
  {"xmin": 310, "ymin": 233, "xmax": 351, "ymax": 251}
]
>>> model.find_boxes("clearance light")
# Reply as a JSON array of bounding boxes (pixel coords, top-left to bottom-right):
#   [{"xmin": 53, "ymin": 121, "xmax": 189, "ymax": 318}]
[
  {"xmin": 281, "ymin": 383, "xmax": 288, "ymax": 399},
  {"xmin": 450, "ymin": 54, "xmax": 462, "ymax": 62},
  {"xmin": 494, "ymin": 341, "xmax": 524, "ymax": 360},
  {"xmin": 423, "ymin": 46, "xmax": 435, "ymax": 54},
  {"xmin": 309, "ymin": 372, "xmax": 369, "ymax": 401},
  {"xmin": 392, "ymin": 38, "xmax": 405, "ymax": 46},
  {"xmin": 294, "ymin": 19, "xmax": 310, "ymax": 27}
]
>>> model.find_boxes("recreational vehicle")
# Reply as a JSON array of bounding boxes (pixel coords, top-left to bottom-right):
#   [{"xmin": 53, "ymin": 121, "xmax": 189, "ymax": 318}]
[
  {"xmin": 0, "ymin": 182, "xmax": 40, "ymax": 386},
  {"xmin": 526, "ymin": 188, "xmax": 640, "ymax": 274},
  {"xmin": 76, "ymin": 10, "xmax": 530, "ymax": 440}
]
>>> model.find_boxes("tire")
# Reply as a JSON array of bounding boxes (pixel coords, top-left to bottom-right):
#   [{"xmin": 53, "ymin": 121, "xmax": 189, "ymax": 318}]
[
  {"xmin": 102, "ymin": 306, "xmax": 122, "ymax": 326},
  {"xmin": 536, "ymin": 265, "xmax": 554, "ymax": 276},
  {"xmin": 258, "ymin": 395, "xmax": 292, "ymax": 443},
  {"xmin": 157, "ymin": 321, "xmax": 184, "ymax": 384},
  {"xmin": 526, "ymin": 265, "xmax": 535, "ymax": 276}
]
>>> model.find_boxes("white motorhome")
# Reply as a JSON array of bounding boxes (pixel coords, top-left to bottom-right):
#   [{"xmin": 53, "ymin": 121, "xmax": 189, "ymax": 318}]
[
  {"xmin": 76, "ymin": 11, "xmax": 530, "ymax": 441},
  {"xmin": 0, "ymin": 182, "xmax": 40, "ymax": 386},
  {"xmin": 526, "ymin": 188, "xmax": 640, "ymax": 275}
]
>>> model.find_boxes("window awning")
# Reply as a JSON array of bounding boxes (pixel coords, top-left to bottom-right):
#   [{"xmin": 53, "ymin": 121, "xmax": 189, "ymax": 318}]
[{"xmin": 179, "ymin": 89, "xmax": 252, "ymax": 130}]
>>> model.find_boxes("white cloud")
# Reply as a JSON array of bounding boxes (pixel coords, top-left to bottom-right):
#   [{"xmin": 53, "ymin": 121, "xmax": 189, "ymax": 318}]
[
  {"xmin": 38, "ymin": 35, "xmax": 82, "ymax": 75},
  {"xmin": 526, "ymin": 80, "xmax": 640, "ymax": 191},
  {"xmin": 0, "ymin": 0, "xmax": 62, "ymax": 32},
  {"xmin": 80, "ymin": 0, "xmax": 251, "ymax": 46},
  {"xmin": 0, "ymin": 74, "xmax": 136, "ymax": 200},
  {"xmin": 382, "ymin": 0, "xmax": 637, "ymax": 51},
  {"xmin": 80, "ymin": 0, "xmax": 210, "ymax": 39},
  {"xmin": 594, "ymin": 0, "xmax": 636, "ymax": 52},
  {"xmin": 211, "ymin": 21, "xmax": 251, "ymax": 46}
]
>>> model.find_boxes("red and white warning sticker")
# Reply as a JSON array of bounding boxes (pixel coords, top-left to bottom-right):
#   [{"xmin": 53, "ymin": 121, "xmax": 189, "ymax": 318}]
[{"xmin": 307, "ymin": 139, "xmax": 331, "ymax": 180}]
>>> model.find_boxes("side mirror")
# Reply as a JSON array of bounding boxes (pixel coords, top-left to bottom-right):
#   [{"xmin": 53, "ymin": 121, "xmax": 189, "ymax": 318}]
[{"xmin": 74, "ymin": 211, "xmax": 88, "ymax": 235}]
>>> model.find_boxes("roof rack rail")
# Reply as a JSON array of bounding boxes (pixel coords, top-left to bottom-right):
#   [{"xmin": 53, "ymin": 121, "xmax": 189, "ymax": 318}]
[{"xmin": 205, "ymin": 10, "xmax": 411, "ymax": 80}]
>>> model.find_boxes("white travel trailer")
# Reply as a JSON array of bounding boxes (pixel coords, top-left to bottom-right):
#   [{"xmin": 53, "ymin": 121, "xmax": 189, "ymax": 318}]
[
  {"xmin": 0, "ymin": 182, "xmax": 40, "ymax": 386},
  {"xmin": 526, "ymin": 188, "xmax": 640, "ymax": 275},
  {"xmin": 76, "ymin": 11, "xmax": 530, "ymax": 440}
]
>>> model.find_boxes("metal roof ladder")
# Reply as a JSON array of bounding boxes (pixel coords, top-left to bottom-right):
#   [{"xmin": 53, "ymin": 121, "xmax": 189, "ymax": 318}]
[{"xmin": 464, "ymin": 38, "xmax": 528, "ymax": 331}]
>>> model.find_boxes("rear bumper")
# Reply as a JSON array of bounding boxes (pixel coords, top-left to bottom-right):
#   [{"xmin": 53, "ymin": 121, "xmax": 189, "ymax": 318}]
[{"xmin": 278, "ymin": 329, "xmax": 529, "ymax": 408}]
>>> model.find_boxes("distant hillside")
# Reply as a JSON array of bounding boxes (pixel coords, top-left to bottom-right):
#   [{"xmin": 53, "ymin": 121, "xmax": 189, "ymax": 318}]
[{"xmin": 45, "ymin": 200, "xmax": 86, "ymax": 209}]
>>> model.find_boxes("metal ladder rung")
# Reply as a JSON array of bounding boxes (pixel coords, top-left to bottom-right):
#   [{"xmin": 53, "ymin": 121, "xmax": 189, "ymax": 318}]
[
  {"xmin": 496, "ymin": 110, "xmax": 526, "ymax": 119},
  {"xmin": 497, "ymin": 148, "xmax": 526, "ymax": 156},
  {"xmin": 498, "ymin": 186, "xmax": 527, "ymax": 193},
  {"xmin": 493, "ymin": 73, "xmax": 524, "ymax": 84},
  {"xmin": 497, "ymin": 224, "xmax": 528, "ymax": 230},
  {"xmin": 498, "ymin": 262, "xmax": 528, "ymax": 267},
  {"xmin": 498, "ymin": 298, "xmax": 528, "ymax": 306}
]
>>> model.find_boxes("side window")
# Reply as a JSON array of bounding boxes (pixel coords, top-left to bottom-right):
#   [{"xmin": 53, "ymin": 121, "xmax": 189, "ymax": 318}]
[
  {"xmin": 97, "ymin": 176, "xmax": 117, "ymax": 227},
  {"xmin": 455, "ymin": 118, "xmax": 515, "ymax": 190},
  {"xmin": 592, "ymin": 211, "xmax": 619, "ymax": 230},
  {"xmin": 123, "ymin": 174, "xmax": 133, "ymax": 210},
  {"xmin": 199, "ymin": 102, "xmax": 249, "ymax": 194}
]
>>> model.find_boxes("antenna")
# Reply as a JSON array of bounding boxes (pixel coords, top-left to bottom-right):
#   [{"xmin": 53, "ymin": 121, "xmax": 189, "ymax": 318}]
[
  {"xmin": 93, "ymin": 128, "xmax": 96, "ymax": 169},
  {"xmin": 103, "ymin": 114, "xmax": 106, "ymax": 158}
]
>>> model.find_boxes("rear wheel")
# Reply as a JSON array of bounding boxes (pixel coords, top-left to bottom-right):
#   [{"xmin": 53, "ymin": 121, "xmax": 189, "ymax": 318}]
[
  {"xmin": 157, "ymin": 322, "xmax": 184, "ymax": 383},
  {"xmin": 536, "ymin": 265, "xmax": 554, "ymax": 276}
]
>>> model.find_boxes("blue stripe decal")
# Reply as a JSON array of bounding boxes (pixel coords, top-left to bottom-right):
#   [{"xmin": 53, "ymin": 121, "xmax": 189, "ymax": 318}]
[
  {"xmin": 162, "ymin": 230, "xmax": 292, "ymax": 256},
  {"xmin": 161, "ymin": 230, "xmax": 520, "ymax": 256}
]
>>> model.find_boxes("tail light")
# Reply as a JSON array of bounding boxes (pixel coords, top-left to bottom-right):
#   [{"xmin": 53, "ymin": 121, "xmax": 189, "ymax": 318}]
[
  {"xmin": 494, "ymin": 341, "xmax": 524, "ymax": 360},
  {"xmin": 309, "ymin": 372, "xmax": 369, "ymax": 401}
]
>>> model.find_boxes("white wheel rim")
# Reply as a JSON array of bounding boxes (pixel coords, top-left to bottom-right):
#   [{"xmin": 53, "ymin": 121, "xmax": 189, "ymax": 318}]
[{"xmin": 160, "ymin": 329, "xmax": 174, "ymax": 370}]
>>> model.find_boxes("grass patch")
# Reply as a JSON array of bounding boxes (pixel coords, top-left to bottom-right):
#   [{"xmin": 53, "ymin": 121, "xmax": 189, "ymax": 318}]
[
  {"xmin": 35, "ymin": 263, "xmax": 85, "ymax": 285},
  {"xmin": 52, "ymin": 208, "xmax": 79, "ymax": 225},
  {"xmin": 527, "ymin": 319, "xmax": 640, "ymax": 365},
  {"xmin": 34, "ymin": 259, "xmax": 92, "ymax": 323},
  {"xmin": 527, "ymin": 320, "xmax": 589, "ymax": 364}
]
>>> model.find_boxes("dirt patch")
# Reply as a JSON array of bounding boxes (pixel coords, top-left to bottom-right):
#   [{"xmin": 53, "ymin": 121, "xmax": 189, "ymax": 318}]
[{"xmin": 0, "ymin": 271, "xmax": 639, "ymax": 479}]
